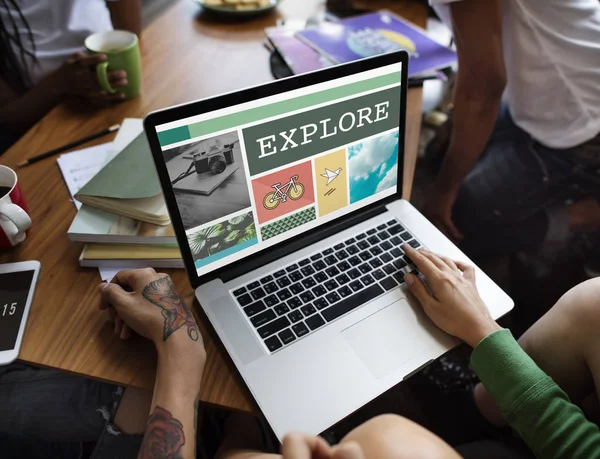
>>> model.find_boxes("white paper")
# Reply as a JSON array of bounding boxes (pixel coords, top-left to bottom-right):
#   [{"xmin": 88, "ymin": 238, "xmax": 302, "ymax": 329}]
[
  {"xmin": 57, "ymin": 142, "xmax": 114, "ymax": 210},
  {"xmin": 98, "ymin": 267, "xmax": 125, "ymax": 282}
]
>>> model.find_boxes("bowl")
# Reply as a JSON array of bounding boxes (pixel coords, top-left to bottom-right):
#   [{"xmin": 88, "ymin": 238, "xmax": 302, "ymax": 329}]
[{"xmin": 195, "ymin": 0, "xmax": 279, "ymax": 16}]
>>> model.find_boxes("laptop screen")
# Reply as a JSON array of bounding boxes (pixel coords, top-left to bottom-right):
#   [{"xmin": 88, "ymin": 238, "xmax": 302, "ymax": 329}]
[{"xmin": 154, "ymin": 61, "xmax": 403, "ymax": 278}]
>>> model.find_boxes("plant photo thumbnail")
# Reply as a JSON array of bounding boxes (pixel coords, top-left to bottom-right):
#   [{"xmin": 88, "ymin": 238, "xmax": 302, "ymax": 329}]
[{"xmin": 187, "ymin": 211, "xmax": 257, "ymax": 263}]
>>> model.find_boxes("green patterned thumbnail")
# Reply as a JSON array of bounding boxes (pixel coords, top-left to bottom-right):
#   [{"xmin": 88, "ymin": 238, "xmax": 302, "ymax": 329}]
[{"xmin": 261, "ymin": 207, "xmax": 316, "ymax": 240}]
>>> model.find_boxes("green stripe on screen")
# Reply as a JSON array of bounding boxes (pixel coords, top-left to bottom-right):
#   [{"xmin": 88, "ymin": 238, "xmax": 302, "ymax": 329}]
[
  {"xmin": 158, "ymin": 125, "xmax": 190, "ymax": 145},
  {"xmin": 159, "ymin": 72, "xmax": 401, "ymax": 147}
]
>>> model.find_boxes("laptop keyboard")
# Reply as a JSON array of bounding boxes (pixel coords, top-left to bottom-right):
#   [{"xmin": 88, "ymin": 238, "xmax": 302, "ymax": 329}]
[{"xmin": 231, "ymin": 219, "xmax": 421, "ymax": 353}]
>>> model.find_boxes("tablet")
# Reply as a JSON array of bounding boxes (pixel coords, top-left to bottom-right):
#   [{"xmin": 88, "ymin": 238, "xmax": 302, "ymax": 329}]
[{"xmin": 0, "ymin": 261, "xmax": 41, "ymax": 365}]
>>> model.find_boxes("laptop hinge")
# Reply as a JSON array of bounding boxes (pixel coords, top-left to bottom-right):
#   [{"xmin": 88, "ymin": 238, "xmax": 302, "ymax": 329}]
[
  {"xmin": 220, "ymin": 204, "xmax": 389, "ymax": 283},
  {"xmin": 403, "ymin": 360, "xmax": 435, "ymax": 381}
]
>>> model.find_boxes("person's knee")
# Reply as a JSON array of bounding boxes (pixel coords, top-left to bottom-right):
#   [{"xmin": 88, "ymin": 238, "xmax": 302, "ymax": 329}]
[
  {"xmin": 527, "ymin": 278, "xmax": 600, "ymax": 341},
  {"xmin": 513, "ymin": 278, "xmax": 600, "ymax": 402},
  {"xmin": 339, "ymin": 414, "xmax": 460, "ymax": 459},
  {"xmin": 567, "ymin": 279, "xmax": 600, "ymax": 327},
  {"xmin": 539, "ymin": 278, "xmax": 600, "ymax": 354}
]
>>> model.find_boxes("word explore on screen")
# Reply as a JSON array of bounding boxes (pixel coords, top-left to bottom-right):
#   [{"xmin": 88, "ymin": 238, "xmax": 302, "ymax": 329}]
[{"xmin": 255, "ymin": 101, "xmax": 391, "ymax": 159}]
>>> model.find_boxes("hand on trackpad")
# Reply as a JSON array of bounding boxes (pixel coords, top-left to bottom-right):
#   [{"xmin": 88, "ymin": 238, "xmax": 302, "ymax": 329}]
[{"xmin": 341, "ymin": 299, "xmax": 432, "ymax": 379}]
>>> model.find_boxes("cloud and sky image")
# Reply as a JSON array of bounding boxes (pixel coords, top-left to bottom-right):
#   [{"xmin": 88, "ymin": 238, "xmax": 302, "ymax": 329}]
[{"xmin": 348, "ymin": 130, "xmax": 399, "ymax": 204}]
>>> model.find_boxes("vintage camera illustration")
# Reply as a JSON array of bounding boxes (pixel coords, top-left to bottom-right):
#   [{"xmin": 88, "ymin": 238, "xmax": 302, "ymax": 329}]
[{"xmin": 192, "ymin": 142, "xmax": 236, "ymax": 175}]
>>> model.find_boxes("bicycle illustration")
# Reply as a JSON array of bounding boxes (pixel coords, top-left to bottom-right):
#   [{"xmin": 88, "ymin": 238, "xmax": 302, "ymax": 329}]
[{"xmin": 262, "ymin": 175, "xmax": 305, "ymax": 210}]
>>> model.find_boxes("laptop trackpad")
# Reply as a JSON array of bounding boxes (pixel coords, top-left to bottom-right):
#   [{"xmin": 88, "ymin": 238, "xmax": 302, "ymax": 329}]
[{"xmin": 342, "ymin": 299, "xmax": 430, "ymax": 379}]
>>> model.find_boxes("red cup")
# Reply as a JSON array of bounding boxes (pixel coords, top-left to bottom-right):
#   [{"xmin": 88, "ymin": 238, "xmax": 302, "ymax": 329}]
[{"xmin": 0, "ymin": 165, "xmax": 31, "ymax": 249}]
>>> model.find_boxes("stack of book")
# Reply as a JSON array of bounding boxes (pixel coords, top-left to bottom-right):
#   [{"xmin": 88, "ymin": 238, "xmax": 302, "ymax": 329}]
[
  {"xmin": 265, "ymin": 10, "xmax": 456, "ymax": 78},
  {"xmin": 65, "ymin": 119, "xmax": 183, "ymax": 269}
]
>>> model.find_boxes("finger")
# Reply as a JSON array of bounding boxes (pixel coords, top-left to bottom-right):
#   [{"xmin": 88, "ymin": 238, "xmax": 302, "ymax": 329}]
[
  {"xmin": 66, "ymin": 51, "xmax": 87, "ymax": 64},
  {"xmin": 101, "ymin": 282, "xmax": 132, "ymax": 309},
  {"xmin": 107, "ymin": 71, "xmax": 128, "ymax": 88},
  {"xmin": 445, "ymin": 216, "xmax": 464, "ymax": 241},
  {"xmin": 420, "ymin": 250, "xmax": 459, "ymax": 274},
  {"xmin": 419, "ymin": 250, "xmax": 449, "ymax": 271},
  {"xmin": 73, "ymin": 53, "xmax": 107, "ymax": 67},
  {"xmin": 313, "ymin": 437, "xmax": 335, "ymax": 459},
  {"xmin": 107, "ymin": 70, "xmax": 127, "ymax": 82},
  {"xmin": 98, "ymin": 282, "xmax": 112, "ymax": 309},
  {"xmin": 403, "ymin": 245, "xmax": 441, "ymax": 280},
  {"xmin": 120, "ymin": 323, "xmax": 132, "ymax": 340},
  {"xmin": 455, "ymin": 260, "xmax": 476, "ymax": 282},
  {"xmin": 405, "ymin": 272, "xmax": 436, "ymax": 305},
  {"xmin": 333, "ymin": 442, "xmax": 365, "ymax": 459},
  {"xmin": 282, "ymin": 433, "xmax": 311, "ymax": 459},
  {"xmin": 437, "ymin": 254, "xmax": 459, "ymax": 272},
  {"xmin": 111, "ymin": 269, "xmax": 145, "ymax": 290},
  {"xmin": 110, "ymin": 78, "xmax": 128, "ymax": 88},
  {"xmin": 112, "ymin": 268, "xmax": 158, "ymax": 289},
  {"xmin": 282, "ymin": 433, "xmax": 332, "ymax": 459}
]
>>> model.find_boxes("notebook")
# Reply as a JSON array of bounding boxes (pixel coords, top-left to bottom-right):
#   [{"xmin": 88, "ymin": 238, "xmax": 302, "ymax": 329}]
[
  {"xmin": 68, "ymin": 205, "xmax": 176, "ymax": 244},
  {"xmin": 74, "ymin": 132, "xmax": 169, "ymax": 225},
  {"xmin": 265, "ymin": 26, "xmax": 334, "ymax": 75},
  {"xmin": 79, "ymin": 243, "xmax": 183, "ymax": 269},
  {"xmin": 296, "ymin": 11, "xmax": 456, "ymax": 76},
  {"xmin": 57, "ymin": 119, "xmax": 146, "ymax": 209}
]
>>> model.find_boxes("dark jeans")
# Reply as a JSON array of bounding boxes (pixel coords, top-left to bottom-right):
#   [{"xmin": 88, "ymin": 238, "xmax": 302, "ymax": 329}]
[
  {"xmin": 0, "ymin": 363, "xmax": 143, "ymax": 459},
  {"xmin": 452, "ymin": 107, "xmax": 600, "ymax": 263},
  {"xmin": 0, "ymin": 365, "xmax": 534, "ymax": 458}
]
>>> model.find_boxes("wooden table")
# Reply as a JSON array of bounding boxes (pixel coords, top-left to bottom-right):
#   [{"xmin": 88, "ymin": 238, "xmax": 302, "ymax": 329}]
[{"xmin": 0, "ymin": 0, "xmax": 425, "ymax": 413}]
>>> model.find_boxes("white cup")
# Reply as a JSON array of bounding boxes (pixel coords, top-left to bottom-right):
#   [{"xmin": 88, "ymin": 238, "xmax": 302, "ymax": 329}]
[{"xmin": 0, "ymin": 165, "xmax": 32, "ymax": 248}]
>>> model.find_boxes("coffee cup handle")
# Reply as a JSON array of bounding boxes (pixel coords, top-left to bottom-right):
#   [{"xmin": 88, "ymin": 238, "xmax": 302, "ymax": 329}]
[
  {"xmin": 0, "ymin": 203, "xmax": 32, "ymax": 243},
  {"xmin": 96, "ymin": 61, "xmax": 117, "ymax": 94}
]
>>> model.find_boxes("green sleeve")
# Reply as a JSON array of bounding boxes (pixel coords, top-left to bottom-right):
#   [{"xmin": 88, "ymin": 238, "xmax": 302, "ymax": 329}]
[{"xmin": 471, "ymin": 329, "xmax": 600, "ymax": 459}]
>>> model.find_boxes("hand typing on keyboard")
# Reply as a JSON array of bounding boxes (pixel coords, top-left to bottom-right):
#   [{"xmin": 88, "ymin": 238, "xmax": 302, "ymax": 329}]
[
  {"xmin": 232, "ymin": 220, "xmax": 422, "ymax": 352},
  {"xmin": 403, "ymin": 245, "xmax": 502, "ymax": 348}
]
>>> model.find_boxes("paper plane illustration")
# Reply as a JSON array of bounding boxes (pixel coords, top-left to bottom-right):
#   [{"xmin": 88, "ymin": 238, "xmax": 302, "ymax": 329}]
[{"xmin": 320, "ymin": 167, "xmax": 342, "ymax": 185}]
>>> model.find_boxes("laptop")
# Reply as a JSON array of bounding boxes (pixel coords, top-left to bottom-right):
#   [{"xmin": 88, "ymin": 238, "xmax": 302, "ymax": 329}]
[{"xmin": 144, "ymin": 51, "xmax": 513, "ymax": 440}]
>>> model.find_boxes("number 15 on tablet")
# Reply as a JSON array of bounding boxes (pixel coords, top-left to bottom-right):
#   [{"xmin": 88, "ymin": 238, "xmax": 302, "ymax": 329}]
[{"xmin": 2, "ymin": 303, "xmax": 17, "ymax": 316}]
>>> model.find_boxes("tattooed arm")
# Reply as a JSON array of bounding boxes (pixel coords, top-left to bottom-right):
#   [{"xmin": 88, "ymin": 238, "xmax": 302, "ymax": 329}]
[
  {"xmin": 99, "ymin": 269, "xmax": 206, "ymax": 459},
  {"xmin": 138, "ymin": 340, "xmax": 202, "ymax": 459}
]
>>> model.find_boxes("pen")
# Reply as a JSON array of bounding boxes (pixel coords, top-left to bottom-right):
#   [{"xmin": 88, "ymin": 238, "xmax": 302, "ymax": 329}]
[{"xmin": 17, "ymin": 124, "xmax": 121, "ymax": 167}]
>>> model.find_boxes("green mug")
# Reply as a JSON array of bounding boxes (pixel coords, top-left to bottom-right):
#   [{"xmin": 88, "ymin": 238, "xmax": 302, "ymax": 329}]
[{"xmin": 84, "ymin": 30, "xmax": 142, "ymax": 100}]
